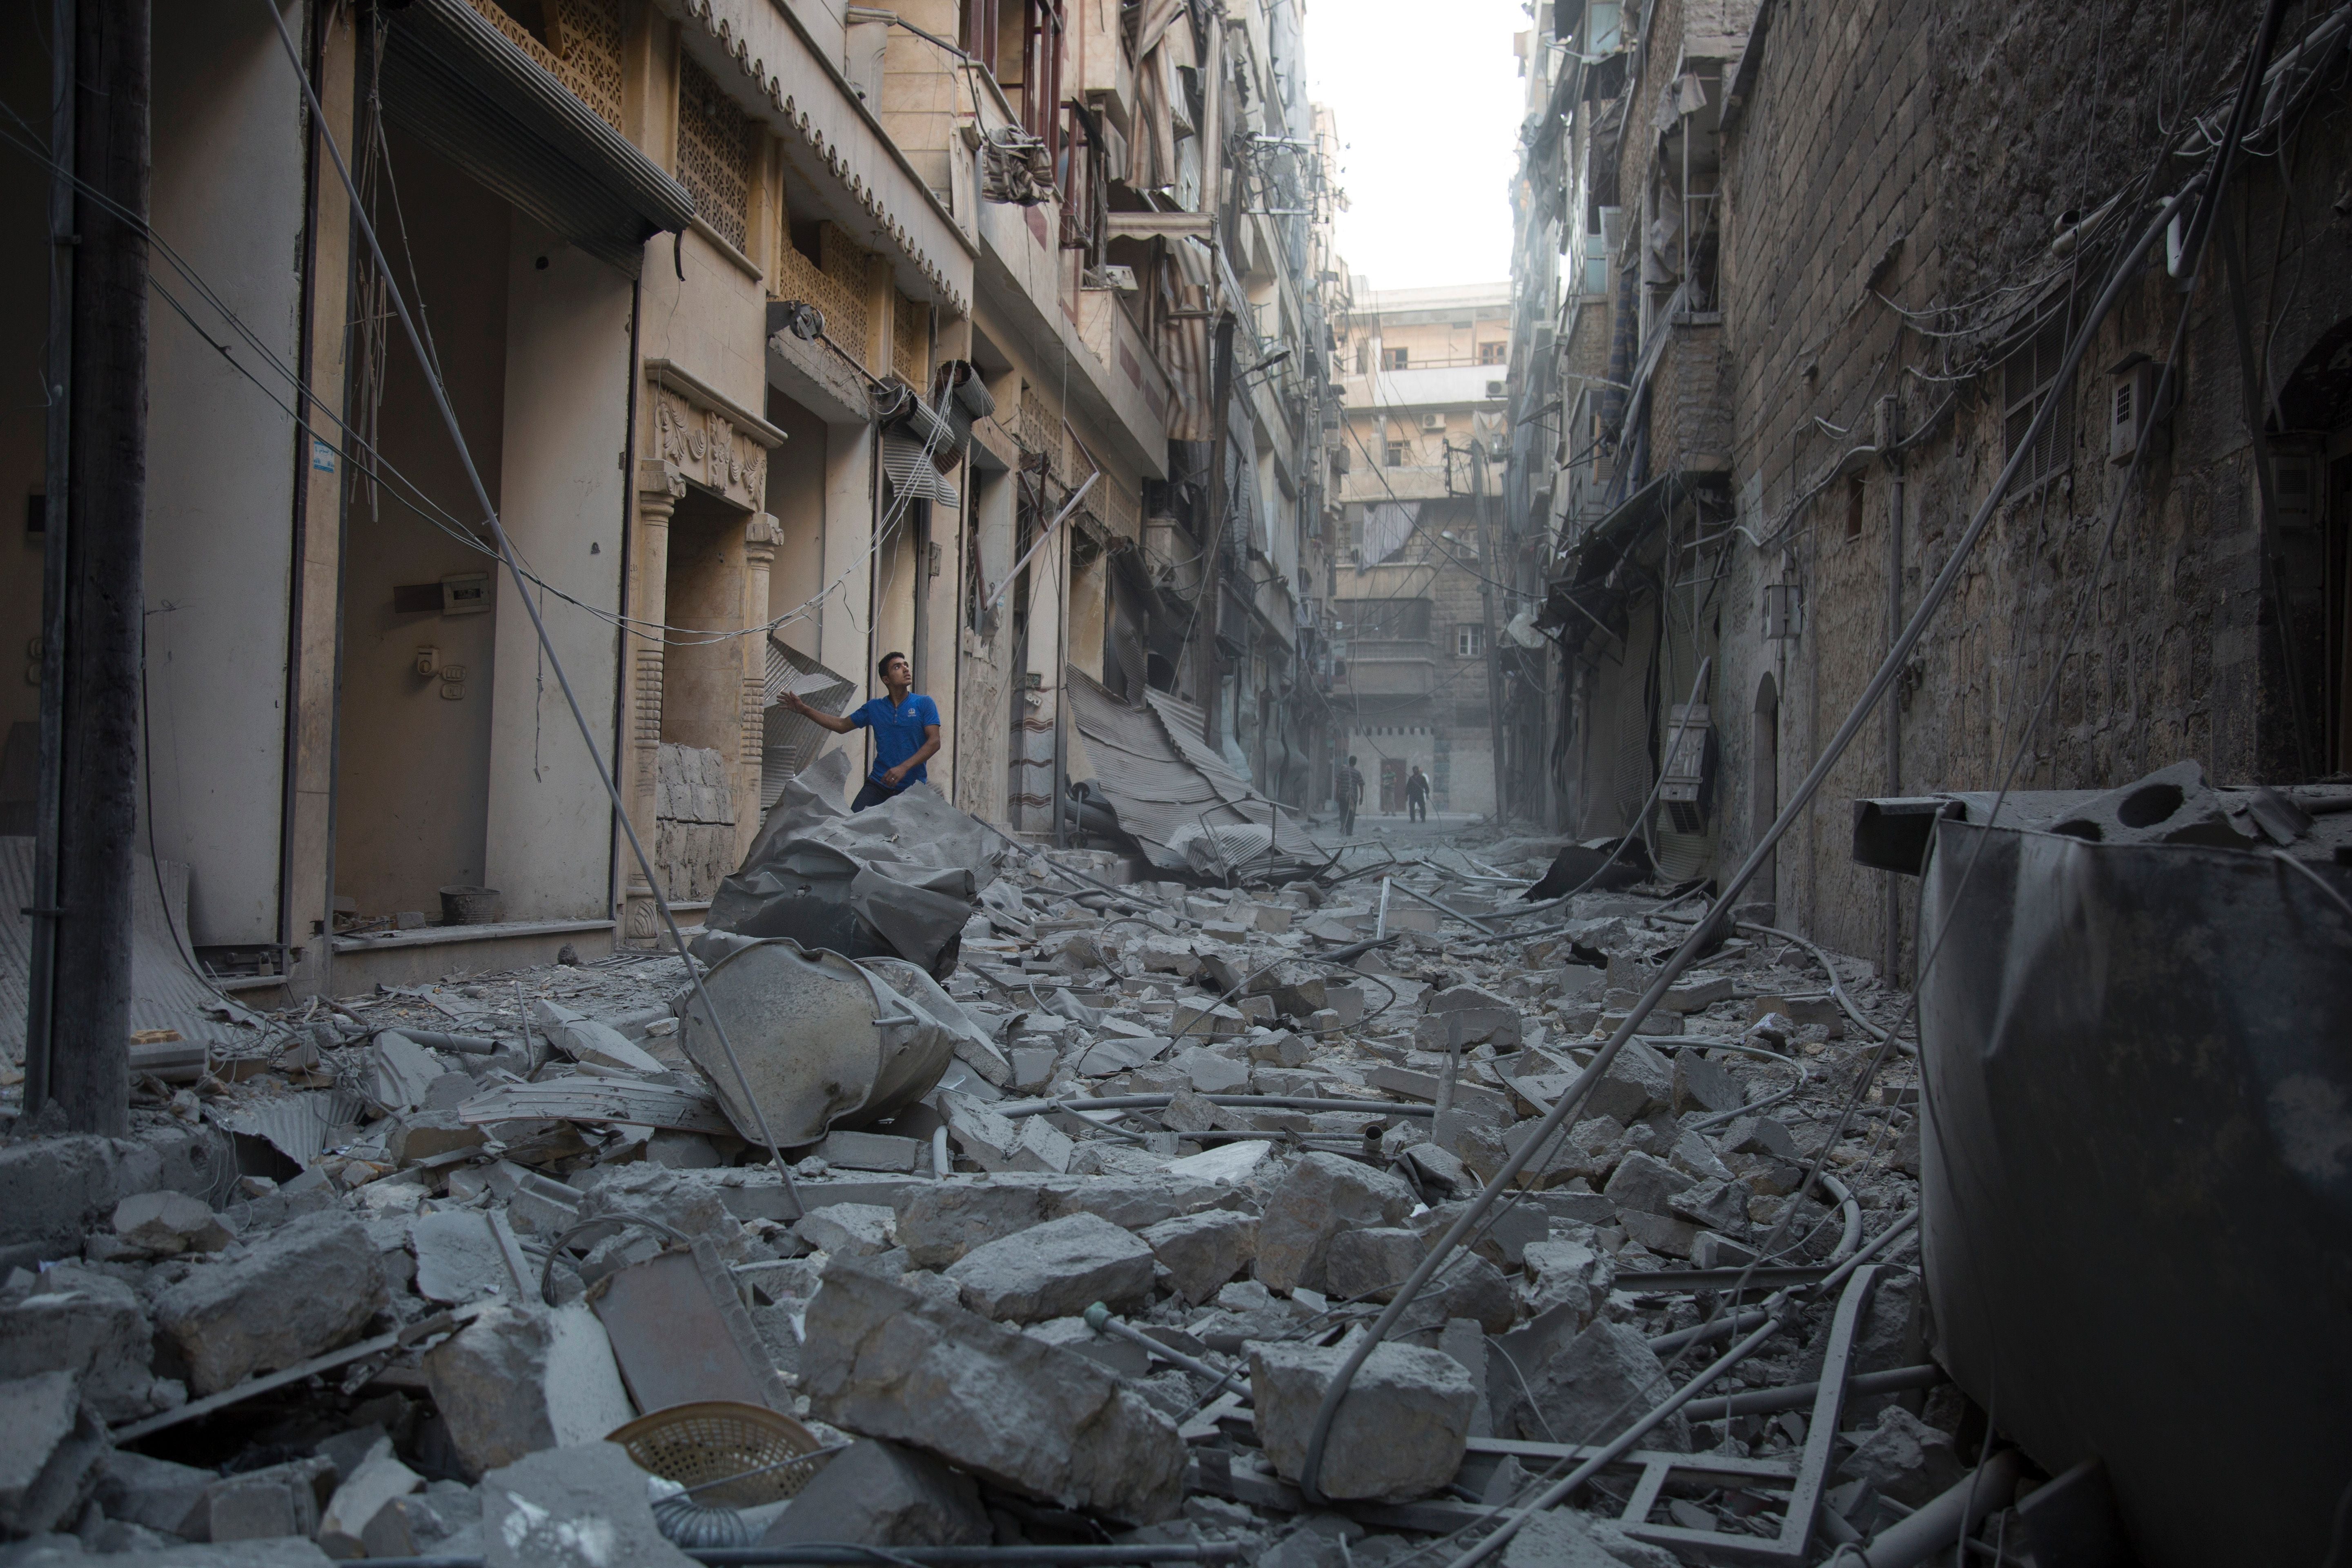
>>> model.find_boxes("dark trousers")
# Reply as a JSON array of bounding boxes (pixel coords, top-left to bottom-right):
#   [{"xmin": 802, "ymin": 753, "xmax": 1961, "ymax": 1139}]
[
  {"xmin": 852, "ymin": 777, "xmax": 906, "ymax": 811},
  {"xmin": 1339, "ymin": 798, "xmax": 1356, "ymax": 834},
  {"xmin": 1409, "ymin": 796, "xmax": 1427, "ymax": 821}
]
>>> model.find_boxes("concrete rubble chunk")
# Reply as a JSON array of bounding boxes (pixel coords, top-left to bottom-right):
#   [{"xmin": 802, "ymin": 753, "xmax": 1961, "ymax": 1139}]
[
  {"xmin": 1512, "ymin": 1320, "xmax": 1691, "ymax": 1452},
  {"xmin": 1251, "ymin": 1340, "xmax": 1475, "ymax": 1503},
  {"xmin": 1255, "ymin": 1153, "xmax": 1417, "ymax": 1293},
  {"xmin": 372, "ymin": 1032, "xmax": 447, "ymax": 1112},
  {"xmin": 799, "ymin": 1258, "xmax": 1187, "ymax": 1522},
  {"xmin": 0, "ymin": 1263, "xmax": 186, "ymax": 1423},
  {"xmin": 793, "ymin": 1203, "xmax": 898, "ymax": 1258},
  {"xmin": 1601, "ymin": 1150, "xmax": 1694, "ymax": 1218},
  {"xmin": 533, "ymin": 1001, "xmax": 669, "ymax": 1075},
  {"xmin": 1583, "ymin": 1039, "xmax": 1676, "ymax": 1123},
  {"xmin": 411, "ymin": 1208, "xmax": 533, "ymax": 1305},
  {"xmin": 1499, "ymin": 1508, "xmax": 1621, "ymax": 1568},
  {"xmin": 1670, "ymin": 1052, "xmax": 1744, "ymax": 1114},
  {"xmin": 1721, "ymin": 1114, "xmax": 1800, "ymax": 1160},
  {"xmin": 1138, "ymin": 1208, "xmax": 1258, "ymax": 1304},
  {"xmin": 203, "ymin": 1456, "xmax": 332, "ymax": 1543},
  {"xmin": 943, "ymin": 1211, "xmax": 1156, "ymax": 1323},
  {"xmin": 758, "ymin": 1438, "xmax": 988, "ymax": 1549},
  {"xmin": 480, "ymin": 1442, "xmax": 697, "ymax": 1568},
  {"xmin": 111, "ymin": 1191, "xmax": 231, "ymax": 1256},
  {"xmin": 2041, "ymin": 758, "xmax": 2256, "ymax": 849},
  {"xmin": 1837, "ymin": 1405, "xmax": 1966, "ymax": 1506},
  {"xmin": 154, "ymin": 1211, "xmax": 388, "ymax": 1396},
  {"xmin": 1322, "ymin": 1227, "xmax": 1426, "ymax": 1302},
  {"xmin": 1667, "ymin": 1177, "xmax": 1749, "ymax": 1235},
  {"xmin": 1666, "ymin": 1129, "xmax": 1736, "ymax": 1185},
  {"xmin": 95, "ymin": 1449, "xmax": 214, "ymax": 1538},
  {"xmin": 0, "ymin": 1371, "xmax": 106, "ymax": 1539},
  {"xmin": 1519, "ymin": 1237, "xmax": 1616, "ymax": 1328},
  {"xmin": 1172, "ymin": 1045, "xmax": 1253, "ymax": 1093},
  {"xmin": 574, "ymin": 1165, "xmax": 751, "ymax": 1262},
  {"xmin": 319, "ymin": 1444, "xmax": 423, "ymax": 1557},
  {"xmin": 893, "ymin": 1178, "xmax": 1054, "ymax": 1269},
  {"xmin": 421, "ymin": 1303, "xmax": 637, "ymax": 1480}
]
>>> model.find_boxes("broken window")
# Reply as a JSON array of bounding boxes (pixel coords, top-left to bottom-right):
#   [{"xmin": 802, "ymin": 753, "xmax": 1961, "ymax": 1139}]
[{"xmin": 2003, "ymin": 293, "xmax": 2075, "ymax": 490}]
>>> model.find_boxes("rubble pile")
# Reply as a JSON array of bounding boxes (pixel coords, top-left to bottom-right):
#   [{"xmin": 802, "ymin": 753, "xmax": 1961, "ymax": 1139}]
[{"xmin": 0, "ymin": 831, "xmax": 2021, "ymax": 1566}]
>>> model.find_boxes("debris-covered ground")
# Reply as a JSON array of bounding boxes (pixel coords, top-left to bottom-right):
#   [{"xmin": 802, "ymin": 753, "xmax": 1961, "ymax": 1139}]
[{"xmin": 0, "ymin": 820, "xmax": 2001, "ymax": 1568}]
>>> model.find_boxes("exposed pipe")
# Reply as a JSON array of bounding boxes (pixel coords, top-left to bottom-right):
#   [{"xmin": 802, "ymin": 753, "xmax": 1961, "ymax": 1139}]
[{"xmin": 1833, "ymin": 1450, "xmax": 2023, "ymax": 1568}]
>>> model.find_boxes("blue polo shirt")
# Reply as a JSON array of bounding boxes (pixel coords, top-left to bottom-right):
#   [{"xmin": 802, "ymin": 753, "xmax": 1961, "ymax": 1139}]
[{"xmin": 849, "ymin": 692, "xmax": 940, "ymax": 786}]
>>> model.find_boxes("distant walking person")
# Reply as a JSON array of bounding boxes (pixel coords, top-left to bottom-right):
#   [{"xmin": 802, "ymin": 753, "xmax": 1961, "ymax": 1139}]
[
  {"xmin": 779, "ymin": 651, "xmax": 941, "ymax": 811},
  {"xmin": 1336, "ymin": 754, "xmax": 1363, "ymax": 835},
  {"xmin": 1405, "ymin": 764, "xmax": 1430, "ymax": 822}
]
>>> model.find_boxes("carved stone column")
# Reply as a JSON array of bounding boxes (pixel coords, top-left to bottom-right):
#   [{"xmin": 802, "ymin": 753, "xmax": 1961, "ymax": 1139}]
[
  {"xmin": 624, "ymin": 459, "xmax": 685, "ymax": 946},
  {"xmin": 736, "ymin": 512, "xmax": 782, "ymax": 864}
]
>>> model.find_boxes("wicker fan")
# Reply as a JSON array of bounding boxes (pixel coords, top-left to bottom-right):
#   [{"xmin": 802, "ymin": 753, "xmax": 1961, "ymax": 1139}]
[{"xmin": 607, "ymin": 1401, "xmax": 830, "ymax": 1507}]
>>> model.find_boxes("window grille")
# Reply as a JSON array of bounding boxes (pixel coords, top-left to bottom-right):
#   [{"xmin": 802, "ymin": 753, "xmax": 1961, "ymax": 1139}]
[
  {"xmin": 1479, "ymin": 341, "xmax": 1507, "ymax": 365},
  {"xmin": 892, "ymin": 291, "xmax": 929, "ymax": 387},
  {"xmin": 2003, "ymin": 293, "xmax": 2074, "ymax": 490},
  {"xmin": 679, "ymin": 55, "xmax": 754, "ymax": 253},
  {"xmin": 474, "ymin": 0, "xmax": 626, "ymax": 130}
]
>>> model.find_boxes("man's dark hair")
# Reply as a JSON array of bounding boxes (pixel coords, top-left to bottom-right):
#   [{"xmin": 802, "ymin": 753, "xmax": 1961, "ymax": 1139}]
[
  {"xmin": 1347, "ymin": 754, "xmax": 1357, "ymax": 764},
  {"xmin": 878, "ymin": 652, "xmax": 909, "ymax": 678}
]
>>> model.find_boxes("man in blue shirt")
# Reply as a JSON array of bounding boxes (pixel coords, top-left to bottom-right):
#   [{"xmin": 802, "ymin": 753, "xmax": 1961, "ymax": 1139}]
[{"xmin": 780, "ymin": 651, "xmax": 942, "ymax": 811}]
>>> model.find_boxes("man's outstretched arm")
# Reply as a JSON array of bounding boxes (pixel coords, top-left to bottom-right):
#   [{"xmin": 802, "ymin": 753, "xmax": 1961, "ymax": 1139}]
[{"xmin": 780, "ymin": 692, "xmax": 860, "ymax": 735}]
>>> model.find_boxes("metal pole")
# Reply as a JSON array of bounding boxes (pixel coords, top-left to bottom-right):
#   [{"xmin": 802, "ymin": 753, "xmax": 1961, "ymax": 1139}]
[
  {"xmin": 47, "ymin": 0, "xmax": 149, "ymax": 1134},
  {"xmin": 1194, "ymin": 314, "xmax": 1238, "ymax": 744},
  {"xmin": 1474, "ymin": 442, "xmax": 1505, "ymax": 820},
  {"xmin": 1883, "ymin": 400, "xmax": 1903, "ymax": 985},
  {"xmin": 24, "ymin": 0, "xmax": 78, "ymax": 1117}
]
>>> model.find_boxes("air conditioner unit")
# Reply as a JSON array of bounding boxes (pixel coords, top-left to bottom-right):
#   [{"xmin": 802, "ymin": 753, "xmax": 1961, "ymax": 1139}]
[
  {"xmin": 1082, "ymin": 264, "xmax": 1140, "ymax": 293},
  {"xmin": 1419, "ymin": 412, "xmax": 1446, "ymax": 432},
  {"xmin": 1486, "ymin": 380, "xmax": 1506, "ymax": 399},
  {"xmin": 1659, "ymin": 702, "xmax": 1715, "ymax": 833}
]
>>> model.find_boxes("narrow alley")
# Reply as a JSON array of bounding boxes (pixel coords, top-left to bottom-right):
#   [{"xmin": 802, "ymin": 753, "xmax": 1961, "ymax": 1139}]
[{"xmin": 0, "ymin": 0, "xmax": 2347, "ymax": 1565}]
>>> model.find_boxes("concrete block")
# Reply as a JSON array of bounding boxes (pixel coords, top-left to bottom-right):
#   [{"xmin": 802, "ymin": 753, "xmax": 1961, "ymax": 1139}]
[
  {"xmin": 1616, "ymin": 1209, "xmax": 1699, "ymax": 1258},
  {"xmin": 793, "ymin": 1203, "xmax": 898, "ymax": 1258},
  {"xmin": 812, "ymin": 1131, "xmax": 924, "ymax": 1174},
  {"xmin": 944, "ymin": 1212, "xmax": 1156, "ymax": 1323},
  {"xmin": 0, "ymin": 1263, "xmax": 184, "ymax": 1423},
  {"xmin": 1252, "ymin": 1341, "xmax": 1475, "ymax": 1502},
  {"xmin": 1837, "ymin": 1405, "xmax": 1966, "ymax": 1506},
  {"xmin": 480, "ymin": 1443, "xmax": 696, "ymax": 1568},
  {"xmin": 94, "ymin": 1448, "xmax": 213, "ymax": 1537},
  {"xmin": 1173, "ymin": 1045, "xmax": 1252, "ymax": 1093},
  {"xmin": 1670, "ymin": 1052, "xmax": 1744, "ymax": 1115},
  {"xmin": 1323, "ymin": 1227, "xmax": 1426, "ymax": 1302},
  {"xmin": 1172, "ymin": 1001, "xmax": 1247, "ymax": 1041},
  {"xmin": 1254, "ymin": 1154, "xmax": 1417, "ymax": 1294},
  {"xmin": 1512, "ymin": 1320, "xmax": 1690, "ymax": 1452},
  {"xmin": 1138, "ymin": 1208, "xmax": 1258, "ymax": 1303},
  {"xmin": 203, "ymin": 1456, "xmax": 332, "ymax": 1543},
  {"xmin": 0, "ymin": 1372, "xmax": 105, "ymax": 1538},
  {"xmin": 1582, "ymin": 1040, "xmax": 1676, "ymax": 1123},
  {"xmin": 893, "ymin": 1178, "xmax": 1054, "ymax": 1269},
  {"xmin": 411, "ymin": 1209, "xmax": 532, "ymax": 1305},
  {"xmin": 155, "ymin": 1212, "xmax": 387, "ymax": 1395},
  {"xmin": 1518, "ymin": 1238, "xmax": 1615, "ymax": 1328},
  {"xmin": 1601, "ymin": 1151, "xmax": 1694, "ymax": 1218},
  {"xmin": 421, "ymin": 1304, "xmax": 637, "ymax": 1479},
  {"xmin": 1660, "ymin": 972, "xmax": 1733, "ymax": 1013},
  {"xmin": 800, "ymin": 1258, "xmax": 1187, "ymax": 1522},
  {"xmin": 111, "ymin": 1191, "xmax": 231, "ymax": 1257},
  {"xmin": 1007, "ymin": 1116, "xmax": 1075, "ymax": 1174},
  {"xmin": 759, "ymin": 1438, "xmax": 987, "ymax": 1548},
  {"xmin": 385, "ymin": 1111, "xmax": 488, "ymax": 1167}
]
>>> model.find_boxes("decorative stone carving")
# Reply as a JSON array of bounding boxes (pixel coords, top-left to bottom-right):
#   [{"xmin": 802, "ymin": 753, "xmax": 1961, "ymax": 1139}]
[{"xmin": 644, "ymin": 361, "xmax": 786, "ymax": 511}]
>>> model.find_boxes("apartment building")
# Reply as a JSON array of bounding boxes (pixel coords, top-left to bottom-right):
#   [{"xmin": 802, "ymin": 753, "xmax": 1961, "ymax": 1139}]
[{"xmin": 2, "ymin": 0, "xmax": 1342, "ymax": 1011}]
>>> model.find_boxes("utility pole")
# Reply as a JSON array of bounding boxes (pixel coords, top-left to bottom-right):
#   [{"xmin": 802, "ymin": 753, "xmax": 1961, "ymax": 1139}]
[
  {"xmin": 1194, "ymin": 313, "xmax": 1238, "ymax": 747},
  {"xmin": 1473, "ymin": 442, "xmax": 1505, "ymax": 822},
  {"xmin": 40, "ymin": 0, "xmax": 149, "ymax": 1135}
]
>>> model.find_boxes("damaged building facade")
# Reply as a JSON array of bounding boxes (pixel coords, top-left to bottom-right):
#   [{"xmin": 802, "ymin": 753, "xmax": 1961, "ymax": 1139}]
[
  {"xmin": 1504, "ymin": 0, "xmax": 2352, "ymax": 970},
  {"xmin": 1, "ymin": 0, "xmax": 1347, "ymax": 1016}
]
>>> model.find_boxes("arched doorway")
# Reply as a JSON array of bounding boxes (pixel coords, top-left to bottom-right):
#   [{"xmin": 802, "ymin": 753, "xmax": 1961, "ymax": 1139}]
[
  {"xmin": 2274, "ymin": 319, "xmax": 2352, "ymax": 773},
  {"xmin": 1752, "ymin": 672, "xmax": 1779, "ymax": 915}
]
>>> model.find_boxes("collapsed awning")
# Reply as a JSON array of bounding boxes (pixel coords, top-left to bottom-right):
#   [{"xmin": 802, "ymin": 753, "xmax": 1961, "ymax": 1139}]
[
  {"xmin": 376, "ymin": 0, "xmax": 695, "ymax": 276},
  {"xmin": 1065, "ymin": 668, "xmax": 1321, "ymax": 880},
  {"xmin": 881, "ymin": 433, "xmax": 962, "ymax": 512}
]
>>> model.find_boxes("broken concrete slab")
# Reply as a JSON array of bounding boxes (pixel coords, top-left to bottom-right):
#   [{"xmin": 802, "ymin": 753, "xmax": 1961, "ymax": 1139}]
[
  {"xmin": 0, "ymin": 1264, "xmax": 185, "ymax": 1423},
  {"xmin": 1161, "ymin": 1140, "xmax": 1275, "ymax": 1184},
  {"xmin": 799, "ymin": 1258, "xmax": 1186, "ymax": 1522},
  {"xmin": 592, "ymin": 1241, "xmax": 795, "ymax": 1414},
  {"xmin": 372, "ymin": 1032, "xmax": 447, "ymax": 1111},
  {"xmin": 318, "ymin": 1445, "xmax": 424, "ymax": 1558},
  {"xmin": 93, "ymin": 1449, "xmax": 212, "ymax": 1538},
  {"xmin": 1172, "ymin": 1045, "xmax": 1253, "ymax": 1093},
  {"xmin": 1138, "ymin": 1209, "xmax": 1258, "ymax": 1304},
  {"xmin": 793, "ymin": 1203, "xmax": 898, "ymax": 1258},
  {"xmin": 154, "ymin": 1211, "xmax": 388, "ymax": 1396},
  {"xmin": 1836, "ymin": 1405, "xmax": 1965, "ymax": 1506},
  {"xmin": 1518, "ymin": 1237, "xmax": 1616, "ymax": 1328},
  {"xmin": 758, "ymin": 1438, "xmax": 987, "ymax": 1549},
  {"xmin": 421, "ymin": 1303, "xmax": 637, "ymax": 1480},
  {"xmin": 892, "ymin": 1178, "xmax": 1054, "ymax": 1269},
  {"xmin": 1670, "ymin": 1051, "xmax": 1744, "ymax": 1115},
  {"xmin": 1581, "ymin": 1040, "xmax": 1676, "ymax": 1123},
  {"xmin": 1322, "ymin": 1228, "xmax": 1426, "ymax": 1302},
  {"xmin": 411, "ymin": 1209, "xmax": 533, "ymax": 1305},
  {"xmin": 1251, "ymin": 1340, "xmax": 1475, "ymax": 1502},
  {"xmin": 1601, "ymin": 1150, "xmax": 1694, "ymax": 1218},
  {"xmin": 110, "ymin": 1191, "xmax": 230, "ymax": 1257},
  {"xmin": 203, "ymin": 1456, "xmax": 332, "ymax": 1543},
  {"xmin": 1254, "ymin": 1154, "xmax": 1416, "ymax": 1294},
  {"xmin": 0, "ymin": 1372, "xmax": 105, "ymax": 1539},
  {"xmin": 1511, "ymin": 1321, "xmax": 1690, "ymax": 1452},
  {"xmin": 943, "ymin": 1211, "xmax": 1156, "ymax": 1323},
  {"xmin": 480, "ymin": 1442, "xmax": 697, "ymax": 1568}
]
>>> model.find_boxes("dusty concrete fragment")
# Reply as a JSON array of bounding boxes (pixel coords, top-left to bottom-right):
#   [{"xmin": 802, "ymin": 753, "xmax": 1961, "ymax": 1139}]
[
  {"xmin": 411, "ymin": 1209, "xmax": 532, "ymax": 1305},
  {"xmin": 0, "ymin": 1133, "xmax": 198, "ymax": 1271},
  {"xmin": 893, "ymin": 1178, "xmax": 1053, "ymax": 1269},
  {"xmin": 760, "ymin": 1439, "xmax": 987, "ymax": 1548},
  {"xmin": 1007, "ymin": 1116, "xmax": 1075, "ymax": 1174},
  {"xmin": 1138, "ymin": 1209, "xmax": 1258, "ymax": 1303},
  {"xmin": 204, "ymin": 1457, "xmax": 332, "ymax": 1543},
  {"xmin": 1323, "ymin": 1228, "xmax": 1426, "ymax": 1302},
  {"xmin": 1135, "ymin": 937, "xmax": 1201, "ymax": 976},
  {"xmin": 480, "ymin": 1443, "xmax": 696, "ymax": 1568},
  {"xmin": 1172, "ymin": 1045, "xmax": 1252, "ymax": 1093},
  {"xmin": 95, "ymin": 1449, "xmax": 213, "ymax": 1537},
  {"xmin": 1499, "ymin": 1507, "xmax": 1621, "ymax": 1567},
  {"xmin": 1513, "ymin": 1322, "xmax": 1690, "ymax": 1451},
  {"xmin": 0, "ymin": 1264, "xmax": 184, "ymax": 1423},
  {"xmin": 372, "ymin": 1033, "xmax": 446, "ymax": 1112},
  {"xmin": 1583, "ymin": 1040, "xmax": 1676, "ymax": 1123},
  {"xmin": 0, "ymin": 1372, "xmax": 105, "ymax": 1538},
  {"xmin": 1670, "ymin": 1052, "xmax": 1744, "ymax": 1114},
  {"xmin": 573, "ymin": 1165, "xmax": 751, "ymax": 1262},
  {"xmin": 1837, "ymin": 1405, "xmax": 1964, "ymax": 1506},
  {"xmin": 154, "ymin": 1212, "xmax": 386, "ymax": 1395},
  {"xmin": 421, "ymin": 1304, "xmax": 637, "ymax": 1479},
  {"xmin": 1615, "ymin": 1210, "xmax": 1699, "ymax": 1258},
  {"xmin": 1162, "ymin": 1140, "xmax": 1274, "ymax": 1183},
  {"xmin": 1254, "ymin": 1154, "xmax": 1416, "ymax": 1293},
  {"xmin": 944, "ymin": 1212, "xmax": 1155, "ymax": 1323},
  {"xmin": 1172, "ymin": 1001, "xmax": 1247, "ymax": 1041},
  {"xmin": 385, "ymin": 1111, "xmax": 489, "ymax": 1167},
  {"xmin": 1721, "ymin": 1114, "xmax": 1801, "ymax": 1159},
  {"xmin": 318, "ymin": 1445, "xmax": 423, "ymax": 1558},
  {"xmin": 111, "ymin": 1191, "xmax": 231, "ymax": 1256},
  {"xmin": 1667, "ymin": 1178, "xmax": 1749, "ymax": 1235},
  {"xmin": 2042, "ymin": 759, "xmax": 2255, "ymax": 848},
  {"xmin": 1252, "ymin": 1341, "xmax": 1474, "ymax": 1502},
  {"xmin": 1519, "ymin": 1238, "xmax": 1615, "ymax": 1327},
  {"xmin": 1404, "ymin": 1253, "xmax": 1517, "ymax": 1335},
  {"xmin": 811, "ymin": 1130, "xmax": 925, "ymax": 1173},
  {"xmin": 940, "ymin": 1094, "xmax": 1023, "ymax": 1170},
  {"xmin": 1043, "ymin": 1172, "xmax": 1246, "ymax": 1231},
  {"xmin": 793, "ymin": 1203, "xmax": 898, "ymax": 1258},
  {"xmin": 1601, "ymin": 1151, "xmax": 1693, "ymax": 1218},
  {"xmin": 1666, "ymin": 1129, "xmax": 1736, "ymax": 1185},
  {"xmin": 799, "ymin": 1258, "xmax": 1186, "ymax": 1521}
]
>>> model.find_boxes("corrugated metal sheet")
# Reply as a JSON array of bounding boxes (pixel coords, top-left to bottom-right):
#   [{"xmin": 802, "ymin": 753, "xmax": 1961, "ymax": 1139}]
[
  {"xmin": 2, "ymin": 836, "xmax": 261, "ymax": 1071},
  {"xmin": 1065, "ymin": 671, "xmax": 1319, "ymax": 878}
]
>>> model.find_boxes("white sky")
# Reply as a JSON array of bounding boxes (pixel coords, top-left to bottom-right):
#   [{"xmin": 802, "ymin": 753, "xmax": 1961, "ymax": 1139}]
[{"xmin": 1304, "ymin": 0, "xmax": 1528, "ymax": 294}]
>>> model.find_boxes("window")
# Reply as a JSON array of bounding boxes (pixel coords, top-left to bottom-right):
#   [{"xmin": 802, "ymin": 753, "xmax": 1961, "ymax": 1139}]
[
  {"xmin": 1457, "ymin": 624, "xmax": 1486, "ymax": 658},
  {"xmin": 1844, "ymin": 473, "xmax": 1865, "ymax": 541},
  {"xmin": 1336, "ymin": 599, "xmax": 1433, "ymax": 641},
  {"xmin": 1384, "ymin": 435, "xmax": 1411, "ymax": 467},
  {"xmin": 1478, "ymin": 341, "xmax": 1507, "ymax": 365},
  {"xmin": 1383, "ymin": 346, "xmax": 1410, "ymax": 370},
  {"xmin": 2003, "ymin": 294, "xmax": 2074, "ymax": 489}
]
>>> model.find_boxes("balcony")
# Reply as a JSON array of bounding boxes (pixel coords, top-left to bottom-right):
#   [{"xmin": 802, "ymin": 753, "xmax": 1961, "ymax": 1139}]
[
  {"xmin": 1645, "ymin": 317, "xmax": 1731, "ymax": 479},
  {"xmin": 1335, "ymin": 641, "xmax": 1439, "ymax": 696},
  {"xmin": 1336, "ymin": 460, "xmax": 1506, "ymax": 506},
  {"xmin": 1340, "ymin": 364, "xmax": 1510, "ymax": 409}
]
